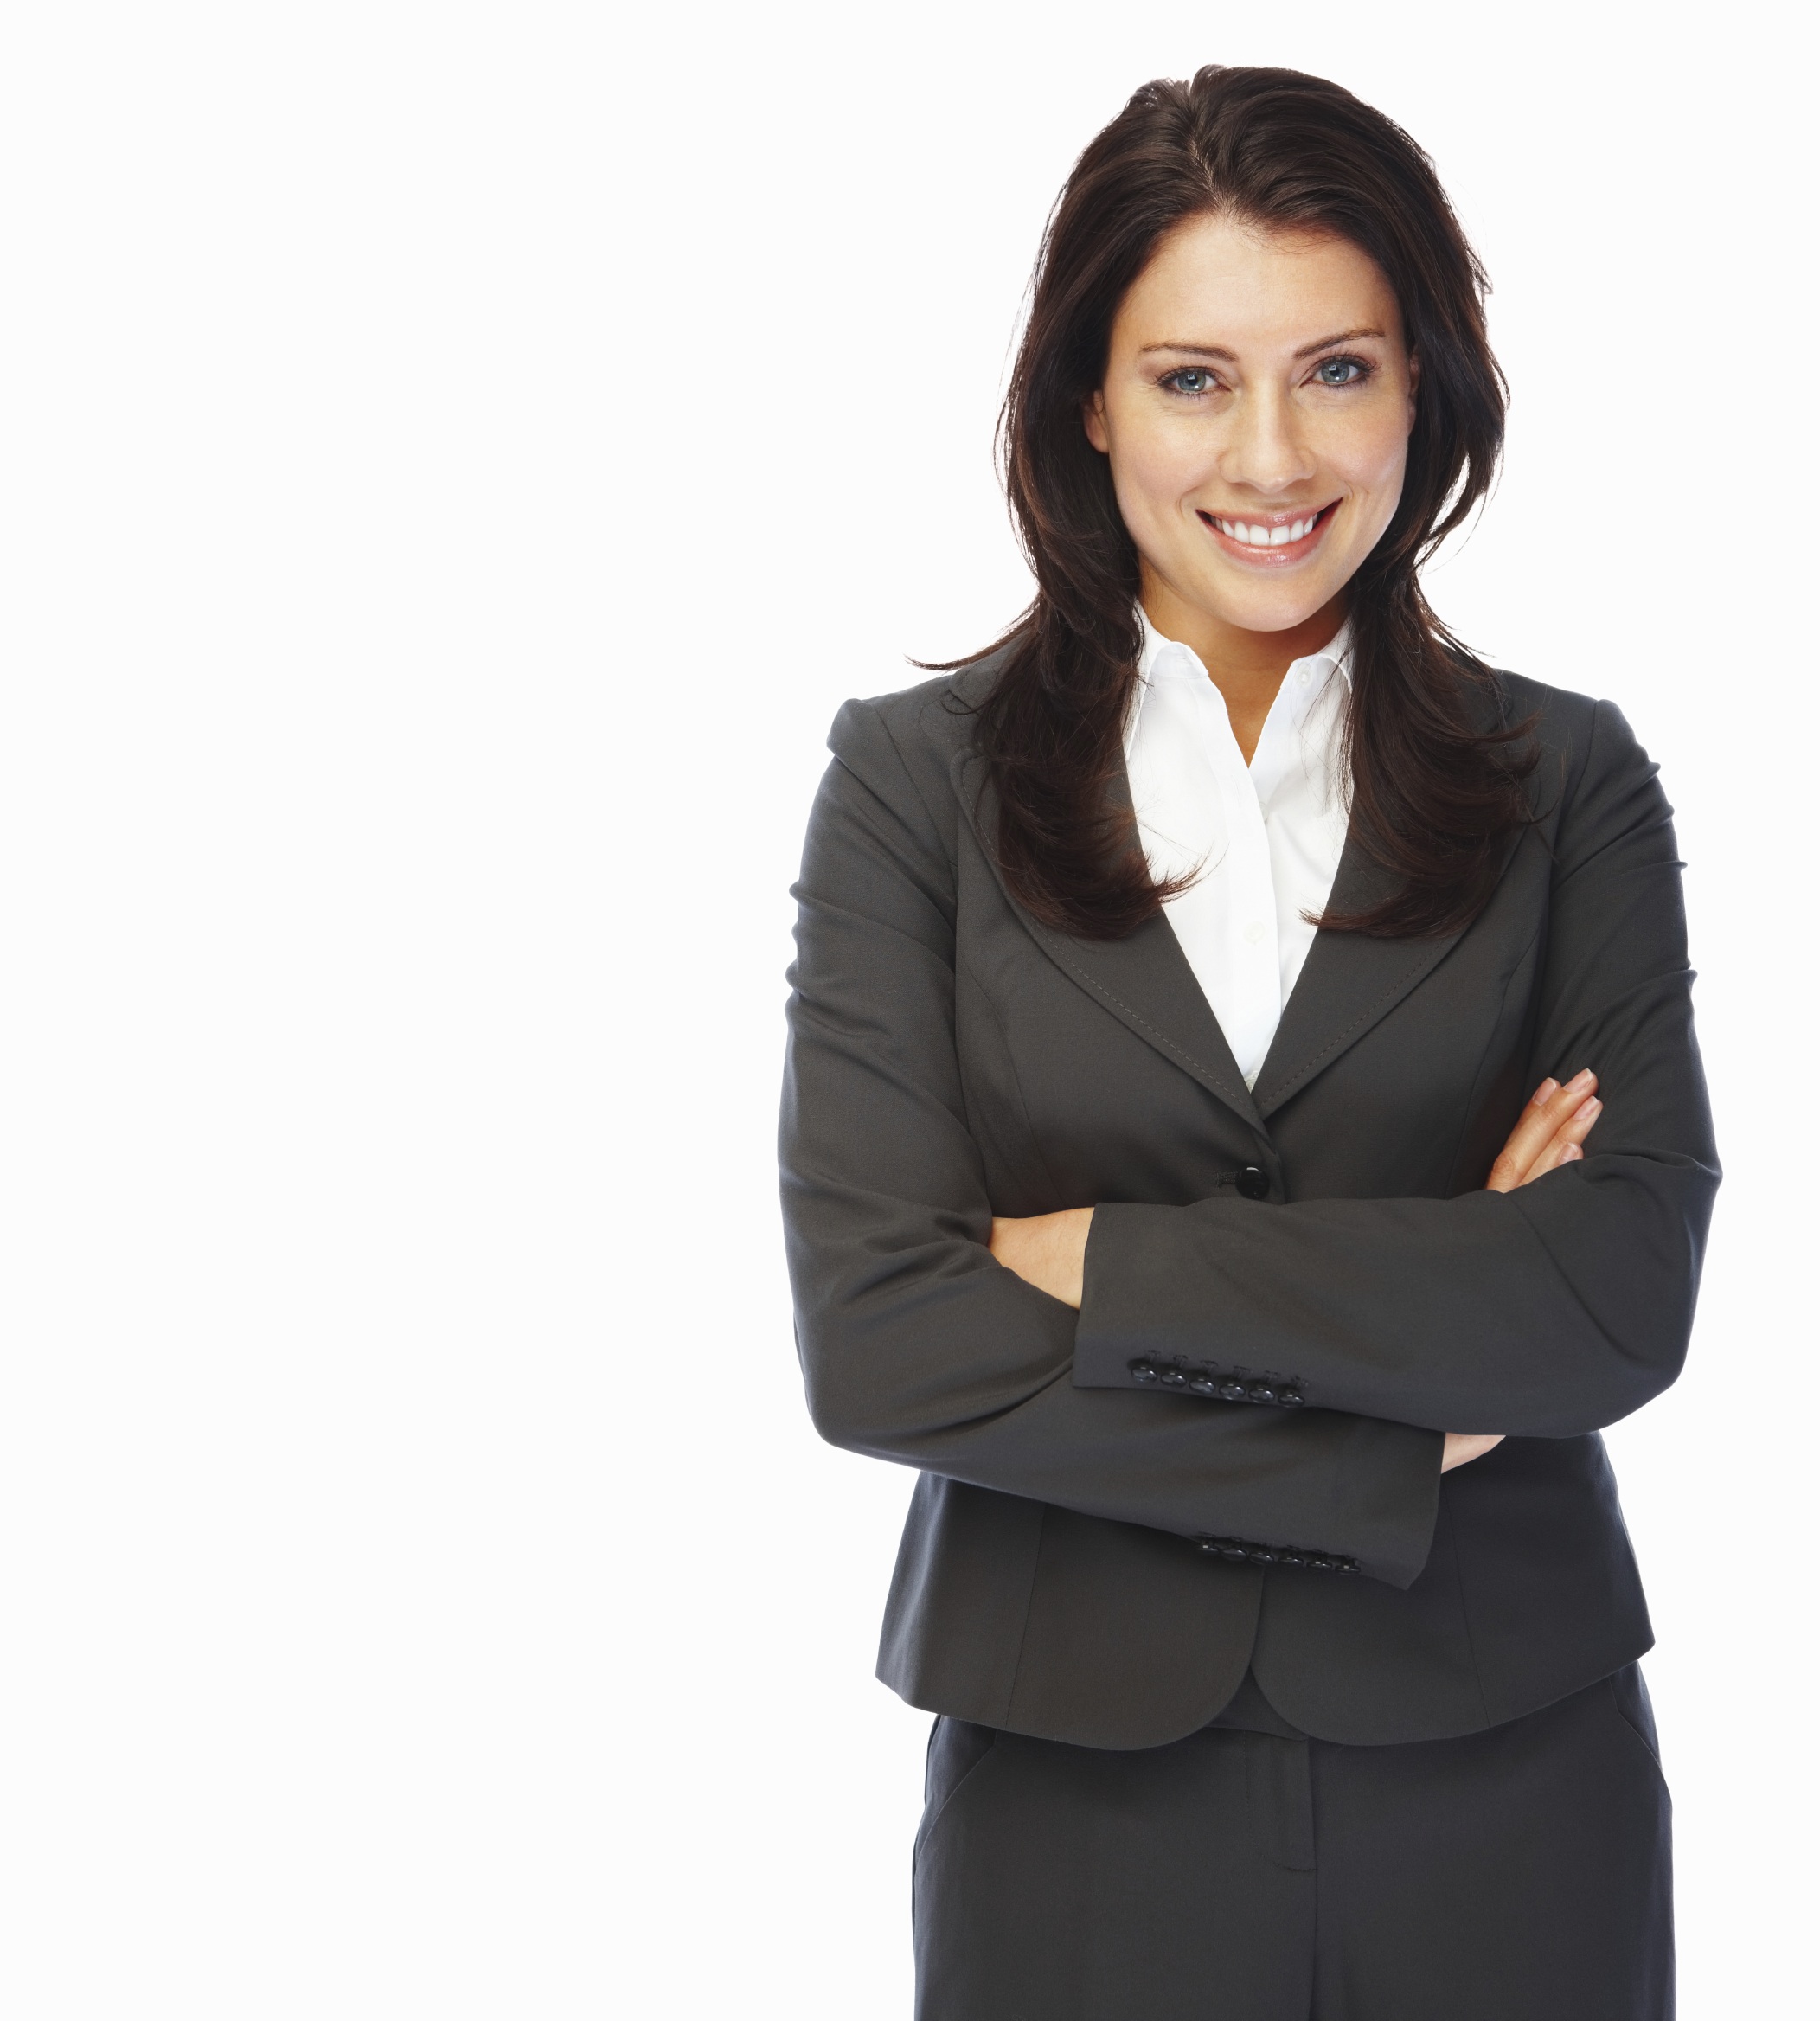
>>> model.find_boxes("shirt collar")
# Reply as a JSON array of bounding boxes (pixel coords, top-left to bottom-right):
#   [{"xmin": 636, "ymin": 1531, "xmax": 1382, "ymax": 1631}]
[{"xmin": 1136, "ymin": 604, "xmax": 1354, "ymax": 695}]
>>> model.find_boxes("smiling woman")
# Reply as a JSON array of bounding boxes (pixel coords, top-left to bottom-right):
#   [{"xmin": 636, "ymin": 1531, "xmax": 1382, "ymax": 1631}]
[
  {"xmin": 1089, "ymin": 226, "xmax": 1411, "ymax": 671},
  {"xmin": 974, "ymin": 71, "xmax": 1531, "ymax": 946},
  {"xmin": 779, "ymin": 65, "xmax": 1714, "ymax": 2021}
]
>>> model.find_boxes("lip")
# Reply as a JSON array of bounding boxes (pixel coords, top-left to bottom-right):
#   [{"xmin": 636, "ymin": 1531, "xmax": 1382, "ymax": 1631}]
[{"xmin": 1198, "ymin": 500, "xmax": 1341, "ymax": 568}]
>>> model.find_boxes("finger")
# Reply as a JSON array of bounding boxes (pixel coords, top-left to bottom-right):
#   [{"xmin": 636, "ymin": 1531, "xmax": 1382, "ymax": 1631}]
[
  {"xmin": 1513, "ymin": 1096, "xmax": 1602, "ymax": 1184},
  {"xmin": 1525, "ymin": 1133, "xmax": 1586, "ymax": 1178},
  {"xmin": 1487, "ymin": 1071, "xmax": 1596, "ymax": 1190},
  {"xmin": 1485, "ymin": 1081, "xmax": 1562, "ymax": 1190},
  {"xmin": 1486, "ymin": 1070, "xmax": 1597, "ymax": 1190}
]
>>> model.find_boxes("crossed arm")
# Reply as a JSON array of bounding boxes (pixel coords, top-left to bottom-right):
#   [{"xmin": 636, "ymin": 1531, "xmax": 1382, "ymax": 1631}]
[
  {"xmin": 990, "ymin": 1070, "xmax": 1605, "ymax": 1474},
  {"xmin": 787, "ymin": 693, "xmax": 1715, "ymax": 1585}
]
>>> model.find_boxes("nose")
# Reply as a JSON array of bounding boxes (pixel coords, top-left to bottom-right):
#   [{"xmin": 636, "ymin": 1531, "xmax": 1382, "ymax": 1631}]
[{"xmin": 1218, "ymin": 383, "xmax": 1316, "ymax": 496}]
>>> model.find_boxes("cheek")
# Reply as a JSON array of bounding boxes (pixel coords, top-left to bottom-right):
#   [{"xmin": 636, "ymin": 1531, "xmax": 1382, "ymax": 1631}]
[
  {"xmin": 1330, "ymin": 415, "xmax": 1410, "ymax": 528},
  {"xmin": 1108, "ymin": 426, "xmax": 1208, "ymax": 530}
]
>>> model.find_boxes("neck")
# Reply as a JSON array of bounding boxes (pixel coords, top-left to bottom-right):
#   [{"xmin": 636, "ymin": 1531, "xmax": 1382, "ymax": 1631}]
[{"xmin": 1138, "ymin": 567, "xmax": 1345, "ymax": 765}]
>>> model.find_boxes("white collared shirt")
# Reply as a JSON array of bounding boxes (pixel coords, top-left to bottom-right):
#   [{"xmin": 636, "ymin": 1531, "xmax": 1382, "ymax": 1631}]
[{"xmin": 1124, "ymin": 609, "xmax": 1353, "ymax": 1087}]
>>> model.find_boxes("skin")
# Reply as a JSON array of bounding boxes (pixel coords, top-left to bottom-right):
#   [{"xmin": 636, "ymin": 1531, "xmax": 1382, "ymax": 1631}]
[
  {"xmin": 1085, "ymin": 212, "xmax": 1418, "ymax": 764},
  {"xmin": 990, "ymin": 215, "xmax": 1603, "ymax": 1474}
]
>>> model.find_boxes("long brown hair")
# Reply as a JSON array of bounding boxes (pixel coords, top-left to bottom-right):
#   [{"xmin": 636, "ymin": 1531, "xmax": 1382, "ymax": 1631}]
[{"xmin": 958, "ymin": 66, "xmax": 1535, "ymax": 940}]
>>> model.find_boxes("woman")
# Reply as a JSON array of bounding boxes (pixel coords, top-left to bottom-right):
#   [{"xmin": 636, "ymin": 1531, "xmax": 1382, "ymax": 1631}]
[{"xmin": 779, "ymin": 66, "xmax": 1714, "ymax": 2020}]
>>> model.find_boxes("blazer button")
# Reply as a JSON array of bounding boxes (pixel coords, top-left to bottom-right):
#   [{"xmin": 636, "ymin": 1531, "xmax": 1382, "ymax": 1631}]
[
  {"xmin": 1235, "ymin": 1165, "xmax": 1270, "ymax": 1200},
  {"xmin": 1129, "ymin": 1359, "xmax": 1159, "ymax": 1383}
]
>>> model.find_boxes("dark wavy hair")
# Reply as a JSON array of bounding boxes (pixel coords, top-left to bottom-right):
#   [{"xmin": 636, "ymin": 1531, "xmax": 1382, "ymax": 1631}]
[{"xmin": 956, "ymin": 65, "xmax": 1535, "ymax": 940}]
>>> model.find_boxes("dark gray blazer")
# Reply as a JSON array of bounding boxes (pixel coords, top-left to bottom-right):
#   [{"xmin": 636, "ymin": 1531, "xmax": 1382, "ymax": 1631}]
[{"xmin": 779, "ymin": 652, "xmax": 1718, "ymax": 1750}]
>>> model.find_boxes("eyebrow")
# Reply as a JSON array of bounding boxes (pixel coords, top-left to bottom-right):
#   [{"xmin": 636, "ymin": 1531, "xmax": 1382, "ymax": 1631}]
[{"xmin": 1139, "ymin": 327, "xmax": 1388, "ymax": 361}]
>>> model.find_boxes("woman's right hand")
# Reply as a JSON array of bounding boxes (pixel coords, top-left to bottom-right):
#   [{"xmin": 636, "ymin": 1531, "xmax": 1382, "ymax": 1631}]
[
  {"xmin": 1484, "ymin": 1070, "xmax": 1601, "ymax": 1192},
  {"xmin": 1441, "ymin": 1071, "xmax": 1605, "ymax": 1472}
]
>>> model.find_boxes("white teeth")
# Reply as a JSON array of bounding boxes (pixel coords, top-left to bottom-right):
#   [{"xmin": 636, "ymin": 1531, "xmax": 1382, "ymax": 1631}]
[{"xmin": 1215, "ymin": 511, "xmax": 1322, "ymax": 546}]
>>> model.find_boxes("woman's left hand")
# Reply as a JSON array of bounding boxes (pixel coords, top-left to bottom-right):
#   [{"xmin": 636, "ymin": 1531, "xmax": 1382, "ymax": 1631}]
[
  {"xmin": 990, "ymin": 1207, "xmax": 1094, "ymax": 1308},
  {"xmin": 993, "ymin": 1069, "xmax": 1605, "ymax": 1308}
]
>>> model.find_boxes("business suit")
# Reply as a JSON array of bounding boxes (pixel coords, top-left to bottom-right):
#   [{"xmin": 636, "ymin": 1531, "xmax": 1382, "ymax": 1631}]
[{"xmin": 779, "ymin": 648, "xmax": 1714, "ymax": 2013}]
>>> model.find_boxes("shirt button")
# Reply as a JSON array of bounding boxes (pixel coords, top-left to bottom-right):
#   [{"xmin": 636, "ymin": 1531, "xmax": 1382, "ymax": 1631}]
[
  {"xmin": 1298, "ymin": 667, "xmax": 1311, "ymax": 685},
  {"xmin": 1245, "ymin": 921, "xmax": 1266, "ymax": 945}
]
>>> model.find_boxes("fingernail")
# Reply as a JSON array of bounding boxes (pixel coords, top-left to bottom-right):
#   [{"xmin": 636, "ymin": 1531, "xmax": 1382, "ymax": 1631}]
[
  {"xmin": 1532, "ymin": 1079, "xmax": 1559, "ymax": 1106},
  {"xmin": 1566, "ymin": 1069, "xmax": 1595, "ymax": 1095},
  {"xmin": 1574, "ymin": 1097, "xmax": 1600, "ymax": 1121},
  {"xmin": 1562, "ymin": 1144, "xmax": 1583, "ymax": 1161}
]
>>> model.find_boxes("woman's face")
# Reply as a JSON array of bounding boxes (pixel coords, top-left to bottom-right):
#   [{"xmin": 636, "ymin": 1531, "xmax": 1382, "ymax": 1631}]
[{"xmin": 1086, "ymin": 214, "xmax": 1418, "ymax": 640}]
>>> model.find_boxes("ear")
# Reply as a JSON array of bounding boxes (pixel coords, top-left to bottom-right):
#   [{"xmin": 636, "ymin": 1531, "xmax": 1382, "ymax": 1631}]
[{"xmin": 1083, "ymin": 389, "xmax": 1110, "ymax": 455}]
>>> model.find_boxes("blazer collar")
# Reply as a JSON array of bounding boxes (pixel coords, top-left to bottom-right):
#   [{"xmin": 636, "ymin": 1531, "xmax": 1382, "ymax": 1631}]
[
  {"xmin": 952, "ymin": 722, "xmax": 1520, "ymax": 1132},
  {"xmin": 1247, "ymin": 839, "xmax": 1464, "ymax": 1119},
  {"xmin": 952, "ymin": 741, "xmax": 1263, "ymax": 1134}
]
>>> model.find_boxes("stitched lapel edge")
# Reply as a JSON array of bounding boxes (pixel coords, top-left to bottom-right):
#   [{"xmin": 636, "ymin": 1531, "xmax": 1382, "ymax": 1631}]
[
  {"xmin": 1250, "ymin": 822, "xmax": 1528, "ymax": 1119},
  {"xmin": 950, "ymin": 744, "xmax": 1263, "ymax": 1133}
]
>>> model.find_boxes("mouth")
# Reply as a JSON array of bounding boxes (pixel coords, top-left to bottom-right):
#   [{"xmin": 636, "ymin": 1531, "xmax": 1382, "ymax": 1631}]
[{"xmin": 1197, "ymin": 500, "xmax": 1341, "ymax": 567}]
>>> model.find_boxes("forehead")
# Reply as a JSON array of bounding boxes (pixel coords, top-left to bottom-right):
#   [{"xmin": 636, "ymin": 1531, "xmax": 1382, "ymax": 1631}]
[{"xmin": 1115, "ymin": 214, "xmax": 1402, "ymax": 350}]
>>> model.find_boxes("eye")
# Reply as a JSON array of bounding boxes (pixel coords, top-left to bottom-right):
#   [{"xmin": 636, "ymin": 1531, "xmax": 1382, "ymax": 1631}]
[
  {"xmin": 1159, "ymin": 367, "xmax": 1220, "ymax": 397},
  {"xmin": 1312, "ymin": 356, "xmax": 1371, "ymax": 388}
]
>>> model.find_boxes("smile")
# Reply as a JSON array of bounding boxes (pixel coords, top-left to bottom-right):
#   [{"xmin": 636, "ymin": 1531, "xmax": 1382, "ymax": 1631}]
[{"xmin": 1198, "ymin": 501, "xmax": 1340, "ymax": 564}]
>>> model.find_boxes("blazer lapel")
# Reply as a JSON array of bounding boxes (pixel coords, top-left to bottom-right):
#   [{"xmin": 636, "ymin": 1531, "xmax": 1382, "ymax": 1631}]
[
  {"xmin": 952, "ymin": 745, "xmax": 1263, "ymax": 1133},
  {"xmin": 945, "ymin": 651, "xmax": 1530, "ymax": 1131},
  {"xmin": 1249, "ymin": 818, "xmax": 1527, "ymax": 1120}
]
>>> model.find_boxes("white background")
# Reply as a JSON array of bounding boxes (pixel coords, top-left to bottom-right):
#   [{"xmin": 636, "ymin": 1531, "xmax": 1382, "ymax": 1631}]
[{"xmin": 0, "ymin": 2, "xmax": 1810, "ymax": 2014}]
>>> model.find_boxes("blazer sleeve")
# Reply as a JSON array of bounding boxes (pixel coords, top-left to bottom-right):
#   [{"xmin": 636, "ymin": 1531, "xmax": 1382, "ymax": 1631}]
[
  {"xmin": 1074, "ymin": 698, "xmax": 1721, "ymax": 1438},
  {"xmin": 781, "ymin": 697, "xmax": 1446, "ymax": 1589}
]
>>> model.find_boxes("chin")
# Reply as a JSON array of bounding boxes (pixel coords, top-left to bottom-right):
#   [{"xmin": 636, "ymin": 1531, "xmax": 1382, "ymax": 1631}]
[{"xmin": 1197, "ymin": 577, "xmax": 1340, "ymax": 636}]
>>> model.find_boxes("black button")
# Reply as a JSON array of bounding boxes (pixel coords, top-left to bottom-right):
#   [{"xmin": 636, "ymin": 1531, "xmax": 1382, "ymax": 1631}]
[
  {"xmin": 1308, "ymin": 1555, "xmax": 1336, "ymax": 1573},
  {"xmin": 1220, "ymin": 1543, "xmax": 1249, "ymax": 1563},
  {"xmin": 1217, "ymin": 1380, "xmax": 1246, "ymax": 1402},
  {"xmin": 1187, "ymin": 1372, "xmax": 1219, "ymax": 1395},
  {"xmin": 1246, "ymin": 1382, "xmax": 1278, "ymax": 1405},
  {"xmin": 1159, "ymin": 1366, "xmax": 1186, "ymax": 1387},
  {"xmin": 1129, "ymin": 1360, "xmax": 1158, "ymax": 1383},
  {"xmin": 1336, "ymin": 1559, "xmax": 1360, "ymax": 1576},
  {"xmin": 1279, "ymin": 1549, "xmax": 1308, "ymax": 1569},
  {"xmin": 1246, "ymin": 1546, "xmax": 1278, "ymax": 1565},
  {"xmin": 1235, "ymin": 1165, "xmax": 1270, "ymax": 1200},
  {"xmin": 1280, "ymin": 1389, "xmax": 1305, "ymax": 1408}
]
